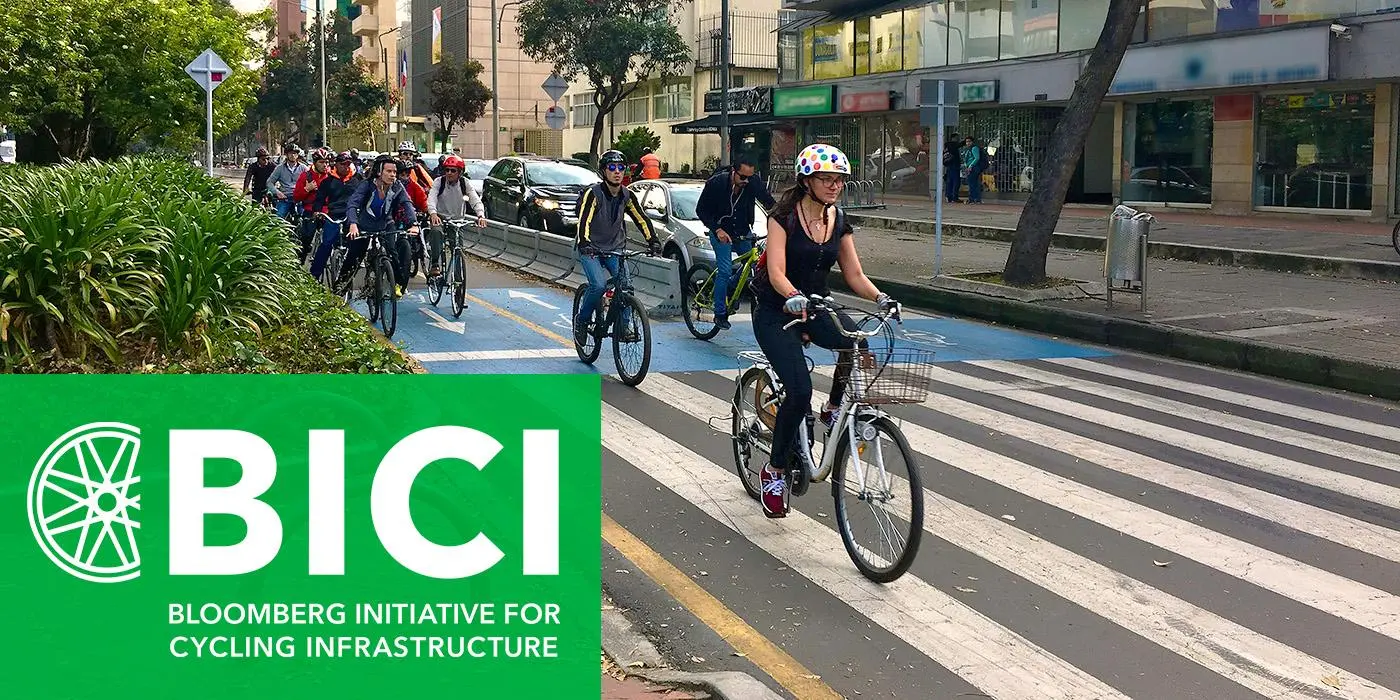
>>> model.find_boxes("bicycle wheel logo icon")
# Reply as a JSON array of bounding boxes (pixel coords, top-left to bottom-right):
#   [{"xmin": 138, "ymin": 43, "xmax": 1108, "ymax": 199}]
[{"xmin": 27, "ymin": 423, "xmax": 143, "ymax": 583}]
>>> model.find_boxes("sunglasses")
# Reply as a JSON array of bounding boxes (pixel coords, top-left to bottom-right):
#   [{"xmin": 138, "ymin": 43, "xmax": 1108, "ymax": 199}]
[
  {"xmin": 605, "ymin": 164, "xmax": 628, "ymax": 172},
  {"xmin": 444, "ymin": 168, "xmax": 461, "ymax": 174}
]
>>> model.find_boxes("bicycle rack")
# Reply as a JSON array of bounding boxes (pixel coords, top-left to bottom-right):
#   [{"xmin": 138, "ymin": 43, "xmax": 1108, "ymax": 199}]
[{"xmin": 839, "ymin": 179, "xmax": 887, "ymax": 210}]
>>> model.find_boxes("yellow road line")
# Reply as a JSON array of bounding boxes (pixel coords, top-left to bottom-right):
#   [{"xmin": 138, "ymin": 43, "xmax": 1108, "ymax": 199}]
[
  {"xmin": 602, "ymin": 513, "xmax": 843, "ymax": 700},
  {"xmin": 461, "ymin": 291, "xmax": 574, "ymax": 347}
]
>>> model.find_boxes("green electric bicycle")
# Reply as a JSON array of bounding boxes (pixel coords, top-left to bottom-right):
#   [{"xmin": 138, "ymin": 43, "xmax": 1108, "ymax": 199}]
[{"xmin": 681, "ymin": 233, "xmax": 765, "ymax": 340}]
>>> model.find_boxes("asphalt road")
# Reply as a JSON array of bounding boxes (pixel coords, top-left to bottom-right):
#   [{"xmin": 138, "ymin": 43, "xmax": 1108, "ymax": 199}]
[{"xmin": 351, "ymin": 254, "xmax": 1400, "ymax": 700}]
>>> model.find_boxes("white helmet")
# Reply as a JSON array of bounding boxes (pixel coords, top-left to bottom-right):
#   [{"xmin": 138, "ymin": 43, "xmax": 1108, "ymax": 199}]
[{"xmin": 397, "ymin": 141, "xmax": 418, "ymax": 154}]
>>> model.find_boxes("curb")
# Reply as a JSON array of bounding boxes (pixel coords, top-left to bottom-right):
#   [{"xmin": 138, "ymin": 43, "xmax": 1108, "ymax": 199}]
[
  {"xmin": 356, "ymin": 302, "xmax": 428, "ymax": 374},
  {"xmin": 846, "ymin": 213, "xmax": 1400, "ymax": 283},
  {"xmin": 830, "ymin": 272, "xmax": 1400, "ymax": 402},
  {"xmin": 601, "ymin": 603, "xmax": 784, "ymax": 700}
]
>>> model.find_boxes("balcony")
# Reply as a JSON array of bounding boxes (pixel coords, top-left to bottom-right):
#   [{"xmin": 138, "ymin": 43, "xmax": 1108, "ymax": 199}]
[
  {"xmin": 696, "ymin": 12, "xmax": 780, "ymax": 71},
  {"xmin": 352, "ymin": 11, "xmax": 378, "ymax": 37}
]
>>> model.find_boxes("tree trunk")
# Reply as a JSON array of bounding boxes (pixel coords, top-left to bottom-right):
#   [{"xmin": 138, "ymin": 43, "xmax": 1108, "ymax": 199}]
[
  {"xmin": 589, "ymin": 107, "xmax": 609, "ymax": 164},
  {"xmin": 1002, "ymin": 0, "xmax": 1145, "ymax": 287}
]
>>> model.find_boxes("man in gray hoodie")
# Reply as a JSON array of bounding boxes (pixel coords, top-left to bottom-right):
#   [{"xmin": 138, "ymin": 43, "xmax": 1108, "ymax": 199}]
[{"xmin": 266, "ymin": 144, "xmax": 309, "ymax": 220}]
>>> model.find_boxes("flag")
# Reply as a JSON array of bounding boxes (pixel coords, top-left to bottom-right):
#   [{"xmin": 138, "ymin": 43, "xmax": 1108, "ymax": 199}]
[
  {"xmin": 399, "ymin": 50, "xmax": 408, "ymax": 89},
  {"xmin": 432, "ymin": 7, "xmax": 442, "ymax": 64}
]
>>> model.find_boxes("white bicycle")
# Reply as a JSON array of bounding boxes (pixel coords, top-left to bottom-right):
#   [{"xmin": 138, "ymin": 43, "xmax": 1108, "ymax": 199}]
[{"xmin": 729, "ymin": 295, "xmax": 930, "ymax": 583}]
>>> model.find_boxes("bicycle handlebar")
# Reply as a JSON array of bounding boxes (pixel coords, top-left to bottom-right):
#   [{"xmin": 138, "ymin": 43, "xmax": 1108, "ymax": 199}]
[
  {"xmin": 781, "ymin": 295, "xmax": 901, "ymax": 339},
  {"xmin": 443, "ymin": 218, "xmax": 486, "ymax": 229}
]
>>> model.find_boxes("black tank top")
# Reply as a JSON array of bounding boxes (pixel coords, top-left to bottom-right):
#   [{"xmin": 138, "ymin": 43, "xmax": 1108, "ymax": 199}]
[{"xmin": 753, "ymin": 206, "xmax": 852, "ymax": 309}]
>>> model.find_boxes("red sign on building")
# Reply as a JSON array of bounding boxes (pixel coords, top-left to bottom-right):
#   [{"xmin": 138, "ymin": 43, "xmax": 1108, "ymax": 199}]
[{"xmin": 840, "ymin": 91, "xmax": 891, "ymax": 113}]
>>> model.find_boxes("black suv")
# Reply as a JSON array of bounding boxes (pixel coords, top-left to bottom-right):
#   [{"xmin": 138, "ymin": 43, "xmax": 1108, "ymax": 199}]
[{"xmin": 482, "ymin": 157, "xmax": 600, "ymax": 233}]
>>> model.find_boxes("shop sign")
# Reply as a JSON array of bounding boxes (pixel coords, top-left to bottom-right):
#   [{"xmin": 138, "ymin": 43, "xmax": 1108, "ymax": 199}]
[
  {"xmin": 840, "ymin": 90, "xmax": 890, "ymax": 113},
  {"xmin": 703, "ymin": 86, "xmax": 774, "ymax": 115},
  {"xmin": 1261, "ymin": 91, "xmax": 1374, "ymax": 110},
  {"xmin": 813, "ymin": 26, "xmax": 841, "ymax": 64},
  {"xmin": 958, "ymin": 80, "xmax": 998, "ymax": 104},
  {"xmin": 1107, "ymin": 25, "xmax": 1328, "ymax": 96},
  {"xmin": 774, "ymin": 85, "xmax": 835, "ymax": 117}
]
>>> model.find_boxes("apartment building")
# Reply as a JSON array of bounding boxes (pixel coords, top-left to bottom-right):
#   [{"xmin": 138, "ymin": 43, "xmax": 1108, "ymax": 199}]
[
  {"xmin": 274, "ymin": 0, "xmax": 308, "ymax": 45},
  {"xmin": 559, "ymin": 0, "xmax": 783, "ymax": 173},
  {"xmin": 775, "ymin": 0, "xmax": 1400, "ymax": 220}
]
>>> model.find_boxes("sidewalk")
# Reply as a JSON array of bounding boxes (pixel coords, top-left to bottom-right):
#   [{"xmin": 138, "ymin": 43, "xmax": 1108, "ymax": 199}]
[
  {"xmin": 849, "ymin": 226, "xmax": 1400, "ymax": 399},
  {"xmin": 854, "ymin": 199, "xmax": 1398, "ymax": 264},
  {"xmin": 604, "ymin": 656, "xmax": 709, "ymax": 699}
]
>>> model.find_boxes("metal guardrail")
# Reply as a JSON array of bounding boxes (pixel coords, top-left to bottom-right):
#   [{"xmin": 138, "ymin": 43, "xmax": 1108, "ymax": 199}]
[{"xmin": 463, "ymin": 221, "xmax": 681, "ymax": 318}]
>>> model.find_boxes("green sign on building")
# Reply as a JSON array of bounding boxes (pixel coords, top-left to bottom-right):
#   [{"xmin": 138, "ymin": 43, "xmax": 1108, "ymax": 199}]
[
  {"xmin": 959, "ymin": 80, "xmax": 999, "ymax": 104},
  {"xmin": 774, "ymin": 86, "xmax": 835, "ymax": 117}
]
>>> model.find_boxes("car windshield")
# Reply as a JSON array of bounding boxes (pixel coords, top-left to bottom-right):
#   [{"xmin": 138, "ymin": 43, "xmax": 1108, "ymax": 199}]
[
  {"xmin": 526, "ymin": 162, "xmax": 600, "ymax": 186},
  {"xmin": 669, "ymin": 188, "xmax": 701, "ymax": 220},
  {"xmin": 466, "ymin": 160, "xmax": 496, "ymax": 180}
]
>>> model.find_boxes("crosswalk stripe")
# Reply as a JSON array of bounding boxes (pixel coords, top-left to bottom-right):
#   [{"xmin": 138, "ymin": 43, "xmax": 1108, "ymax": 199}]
[
  {"xmin": 924, "ymin": 365, "xmax": 1400, "ymax": 513},
  {"xmin": 876, "ymin": 374, "xmax": 1400, "ymax": 564},
  {"xmin": 631, "ymin": 373, "xmax": 1395, "ymax": 698},
  {"xmin": 1047, "ymin": 357, "xmax": 1400, "ymax": 443},
  {"xmin": 601, "ymin": 402, "xmax": 1131, "ymax": 700},
  {"xmin": 970, "ymin": 360, "xmax": 1400, "ymax": 472},
  {"xmin": 695, "ymin": 367, "xmax": 1400, "ymax": 641}
]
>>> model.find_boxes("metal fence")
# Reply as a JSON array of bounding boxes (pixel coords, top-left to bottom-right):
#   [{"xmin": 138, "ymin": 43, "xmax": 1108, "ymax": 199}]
[{"xmin": 697, "ymin": 12, "xmax": 780, "ymax": 71}]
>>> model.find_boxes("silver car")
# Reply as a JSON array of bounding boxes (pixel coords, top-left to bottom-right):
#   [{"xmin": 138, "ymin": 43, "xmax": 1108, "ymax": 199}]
[{"xmin": 625, "ymin": 179, "xmax": 768, "ymax": 277}]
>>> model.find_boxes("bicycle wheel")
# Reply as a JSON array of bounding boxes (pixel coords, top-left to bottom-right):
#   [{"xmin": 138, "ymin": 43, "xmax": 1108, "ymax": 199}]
[
  {"xmin": 831, "ymin": 415, "xmax": 923, "ymax": 583},
  {"xmin": 682, "ymin": 266, "xmax": 721, "ymax": 340},
  {"xmin": 427, "ymin": 260, "xmax": 444, "ymax": 306},
  {"xmin": 450, "ymin": 249, "xmax": 468, "ymax": 319},
  {"xmin": 731, "ymin": 367, "xmax": 780, "ymax": 501},
  {"xmin": 375, "ymin": 256, "xmax": 398, "ymax": 338},
  {"xmin": 571, "ymin": 285, "xmax": 602, "ymax": 364},
  {"xmin": 365, "ymin": 261, "xmax": 381, "ymax": 323},
  {"xmin": 612, "ymin": 293, "xmax": 651, "ymax": 386},
  {"xmin": 1393, "ymin": 220, "xmax": 1400, "ymax": 258}
]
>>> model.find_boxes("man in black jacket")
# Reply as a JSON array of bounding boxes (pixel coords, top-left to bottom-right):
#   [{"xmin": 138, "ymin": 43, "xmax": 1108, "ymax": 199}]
[
  {"xmin": 695, "ymin": 151, "xmax": 775, "ymax": 329},
  {"xmin": 242, "ymin": 148, "xmax": 276, "ymax": 204},
  {"xmin": 308, "ymin": 151, "xmax": 366, "ymax": 280}
]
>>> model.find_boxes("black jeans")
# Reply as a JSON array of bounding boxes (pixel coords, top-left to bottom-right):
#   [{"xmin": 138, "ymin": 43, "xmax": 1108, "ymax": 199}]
[
  {"xmin": 752, "ymin": 301, "xmax": 864, "ymax": 472},
  {"xmin": 339, "ymin": 231, "xmax": 411, "ymax": 289}
]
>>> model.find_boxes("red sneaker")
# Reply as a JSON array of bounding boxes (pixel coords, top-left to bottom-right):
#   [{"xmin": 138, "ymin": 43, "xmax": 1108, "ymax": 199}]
[{"xmin": 761, "ymin": 465, "xmax": 787, "ymax": 518}]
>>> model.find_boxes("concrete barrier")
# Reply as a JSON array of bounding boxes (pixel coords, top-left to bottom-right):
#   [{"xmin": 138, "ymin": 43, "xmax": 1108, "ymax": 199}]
[{"xmin": 468, "ymin": 221, "xmax": 681, "ymax": 318}]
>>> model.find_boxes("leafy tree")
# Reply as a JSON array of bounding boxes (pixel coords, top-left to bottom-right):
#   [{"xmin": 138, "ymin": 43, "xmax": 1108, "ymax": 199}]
[
  {"xmin": 613, "ymin": 126, "xmax": 661, "ymax": 165},
  {"xmin": 426, "ymin": 55, "xmax": 494, "ymax": 153},
  {"xmin": 249, "ymin": 11, "xmax": 388, "ymax": 148},
  {"xmin": 517, "ymin": 0, "xmax": 689, "ymax": 163},
  {"xmin": 0, "ymin": 0, "xmax": 266, "ymax": 163},
  {"xmin": 1002, "ymin": 0, "xmax": 1146, "ymax": 286}
]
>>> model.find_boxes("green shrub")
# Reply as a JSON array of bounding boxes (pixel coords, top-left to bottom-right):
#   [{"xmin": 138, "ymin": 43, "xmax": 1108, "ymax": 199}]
[{"xmin": 0, "ymin": 156, "xmax": 413, "ymax": 374}]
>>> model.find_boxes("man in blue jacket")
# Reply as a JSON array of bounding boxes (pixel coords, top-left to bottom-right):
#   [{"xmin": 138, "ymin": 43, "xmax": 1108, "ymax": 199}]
[
  {"xmin": 340, "ymin": 155, "xmax": 420, "ymax": 297},
  {"xmin": 695, "ymin": 151, "xmax": 775, "ymax": 329}
]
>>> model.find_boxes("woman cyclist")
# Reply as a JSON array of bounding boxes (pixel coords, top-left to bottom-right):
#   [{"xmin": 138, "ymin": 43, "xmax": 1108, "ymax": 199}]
[{"xmin": 749, "ymin": 144, "xmax": 900, "ymax": 519}]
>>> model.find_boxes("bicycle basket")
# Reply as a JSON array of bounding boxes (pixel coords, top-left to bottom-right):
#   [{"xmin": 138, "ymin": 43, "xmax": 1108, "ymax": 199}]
[{"xmin": 839, "ymin": 347, "xmax": 937, "ymax": 405}]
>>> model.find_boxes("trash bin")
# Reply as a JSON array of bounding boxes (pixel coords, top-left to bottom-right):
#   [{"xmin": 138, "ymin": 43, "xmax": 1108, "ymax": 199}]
[{"xmin": 1104, "ymin": 204, "xmax": 1153, "ymax": 311}]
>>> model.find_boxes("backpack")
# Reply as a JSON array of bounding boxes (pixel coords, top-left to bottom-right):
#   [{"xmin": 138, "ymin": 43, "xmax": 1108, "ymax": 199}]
[{"xmin": 975, "ymin": 146, "xmax": 989, "ymax": 172}]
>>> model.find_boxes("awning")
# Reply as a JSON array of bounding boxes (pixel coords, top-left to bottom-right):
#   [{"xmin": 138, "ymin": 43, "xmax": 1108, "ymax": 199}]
[{"xmin": 670, "ymin": 114, "xmax": 775, "ymax": 135}]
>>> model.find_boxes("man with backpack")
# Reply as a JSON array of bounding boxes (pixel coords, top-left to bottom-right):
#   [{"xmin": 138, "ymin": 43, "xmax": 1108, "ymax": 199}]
[
  {"xmin": 426, "ymin": 155, "xmax": 487, "ymax": 278},
  {"xmin": 961, "ymin": 135, "xmax": 988, "ymax": 204}
]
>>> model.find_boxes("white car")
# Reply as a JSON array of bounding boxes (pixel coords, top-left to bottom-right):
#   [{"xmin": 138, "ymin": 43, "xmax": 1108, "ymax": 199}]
[
  {"xmin": 465, "ymin": 159, "xmax": 496, "ymax": 198},
  {"xmin": 1, "ymin": 138, "xmax": 15, "ymax": 164},
  {"xmin": 625, "ymin": 178, "xmax": 768, "ymax": 278}
]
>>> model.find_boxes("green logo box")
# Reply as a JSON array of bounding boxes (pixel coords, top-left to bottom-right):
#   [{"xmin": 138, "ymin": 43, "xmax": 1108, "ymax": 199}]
[{"xmin": 0, "ymin": 375, "xmax": 601, "ymax": 699}]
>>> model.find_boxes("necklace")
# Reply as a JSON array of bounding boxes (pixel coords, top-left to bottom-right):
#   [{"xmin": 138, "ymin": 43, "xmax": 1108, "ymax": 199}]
[{"xmin": 798, "ymin": 200, "xmax": 830, "ymax": 245}]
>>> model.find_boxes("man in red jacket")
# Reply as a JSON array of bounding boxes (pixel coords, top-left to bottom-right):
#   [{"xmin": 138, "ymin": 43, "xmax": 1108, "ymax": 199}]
[{"xmin": 292, "ymin": 148, "xmax": 333, "ymax": 263}]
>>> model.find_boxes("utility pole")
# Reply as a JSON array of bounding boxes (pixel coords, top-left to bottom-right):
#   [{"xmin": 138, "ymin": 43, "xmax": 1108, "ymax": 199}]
[
  {"xmin": 379, "ymin": 27, "xmax": 401, "ymax": 152},
  {"xmin": 318, "ymin": 0, "xmax": 329, "ymax": 149},
  {"xmin": 491, "ymin": 0, "xmax": 499, "ymax": 158},
  {"xmin": 719, "ymin": 0, "xmax": 730, "ymax": 167}
]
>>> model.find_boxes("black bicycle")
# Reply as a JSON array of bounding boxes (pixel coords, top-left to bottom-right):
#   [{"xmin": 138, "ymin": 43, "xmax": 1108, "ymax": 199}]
[
  {"xmin": 427, "ymin": 218, "xmax": 481, "ymax": 319},
  {"xmin": 339, "ymin": 226, "xmax": 401, "ymax": 339},
  {"xmin": 1392, "ymin": 219, "xmax": 1399, "ymax": 258},
  {"xmin": 571, "ymin": 249, "xmax": 653, "ymax": 387}
]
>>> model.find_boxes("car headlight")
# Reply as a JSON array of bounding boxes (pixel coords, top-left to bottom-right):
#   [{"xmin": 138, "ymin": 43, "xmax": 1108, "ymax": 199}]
[
  {"xmin": 691, "ymin": 236, "xmax": 712, "ymax": 250},
  {"xmin": 537, "ymin": 198, "xmax": 560, "ymax": 210}
]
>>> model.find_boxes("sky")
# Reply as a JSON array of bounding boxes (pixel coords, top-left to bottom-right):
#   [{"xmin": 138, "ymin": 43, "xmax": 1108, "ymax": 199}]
[{"xmin": 231, "ymin": 0, "xmax": 272, "ymax": 13}]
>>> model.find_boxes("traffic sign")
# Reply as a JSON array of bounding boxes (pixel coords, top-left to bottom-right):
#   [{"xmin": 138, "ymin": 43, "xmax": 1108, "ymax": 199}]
[
  {"xmin": 541, "ymin": 73, "xmax": 569, "ymax": 103},
  {"xmin": 185, "ymin": 49, "xmax": 231, "ymax": 93},
  {"xmin": 544, "ymin": 106, "xmax": 566, "ymax": 131}
]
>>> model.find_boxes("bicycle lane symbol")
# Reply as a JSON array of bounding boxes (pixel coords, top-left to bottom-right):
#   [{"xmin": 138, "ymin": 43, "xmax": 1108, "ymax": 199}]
[{"xmin": 899, "ymin": 329, "xmax": 957, "ymax": 348}]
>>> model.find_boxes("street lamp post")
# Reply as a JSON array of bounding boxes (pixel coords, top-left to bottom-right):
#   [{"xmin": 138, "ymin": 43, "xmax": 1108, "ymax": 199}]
[
  {"xmin": 719, "ymin": 0, "xmax": 730, "ymax": 167},
  {"xmin": 379, "ymin": 26, "xmax": 401, "ymax": 152},
  {"xmin": 317, "ymin": 0, "xmax": 329, "ymax": 149},
  {"xmin": 494, "ymin": 0, "xmax": 526, "ymax": 159}
]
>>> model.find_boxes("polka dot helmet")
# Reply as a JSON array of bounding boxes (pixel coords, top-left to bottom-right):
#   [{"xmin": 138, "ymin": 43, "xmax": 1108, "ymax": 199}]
[{"xmin": 795, "ymin": 143, "xmax": 851, "ymax": 177}]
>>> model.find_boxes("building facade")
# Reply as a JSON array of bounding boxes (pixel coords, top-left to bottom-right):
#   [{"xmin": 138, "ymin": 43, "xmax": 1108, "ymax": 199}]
[
  {"xmin": 405, "ymin": 0, "xmax": 559, "ymax": 158},
  {"xmin": 775, "ymin": 0, "xmax": 1400, "ymax": 220},
  {"xmin": 274, "ymin": 0, "xmax": 308, "ymax": 46},
  {"xmin": 558, "ymin": 0, "xmax": 782, "ymax": 173}
]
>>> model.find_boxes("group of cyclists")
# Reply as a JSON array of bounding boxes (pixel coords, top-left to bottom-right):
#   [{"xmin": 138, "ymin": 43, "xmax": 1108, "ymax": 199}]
[
  {"xmin": 241, "ymin": 138, "xmax": 900, "ymax": 521},
  {"xmin": 242, "ymin": 141, "xmax": 486, "ymax": 299}
]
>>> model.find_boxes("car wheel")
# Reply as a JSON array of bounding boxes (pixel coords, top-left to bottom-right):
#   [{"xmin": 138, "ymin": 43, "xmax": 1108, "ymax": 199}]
[{"xmin": 664, "ymin": 244, "xmax": 686, "ymax": 279}]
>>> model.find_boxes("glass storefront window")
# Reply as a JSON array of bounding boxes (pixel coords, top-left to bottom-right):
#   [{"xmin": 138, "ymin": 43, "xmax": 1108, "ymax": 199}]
[
  {"xmin": 808, "ymin": 23, "xmax": 854, "ymax": 80},
  {"xmin": 779, "ymin": 28, "xmax": 802, "ymax": 82},
  {"xmin": 1059, "ymin": 0, "xmax": 1109, "ymax": 51},
  {"xmin": 950, "ymin": 0, "xmax": 1000, "ymax": 64},
  {"xmin": 1255, "ymin": 91, "xmax": 1375, "ymax": 211},
  {"xmin": 870, "ymin": 11, "xmax": 904, "ymax": 73},
  {"xmin": 958, "ymin": 107, "xmax": 1058, "ymax": 195},
  {"xmin": 1121, "ymin": 100, "xmax": 1214, "ymax": 205},
  {"xmin": 1145, "ymin": 0, "xmax": 1216, "ymax": 40},
  {"xmin": 1000, "ymin": 0, "xmax": 1058, "ymax": 59},
  {"xmin": 904, "ymin": 3, "xmax": 950, "ymax": 69}
]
